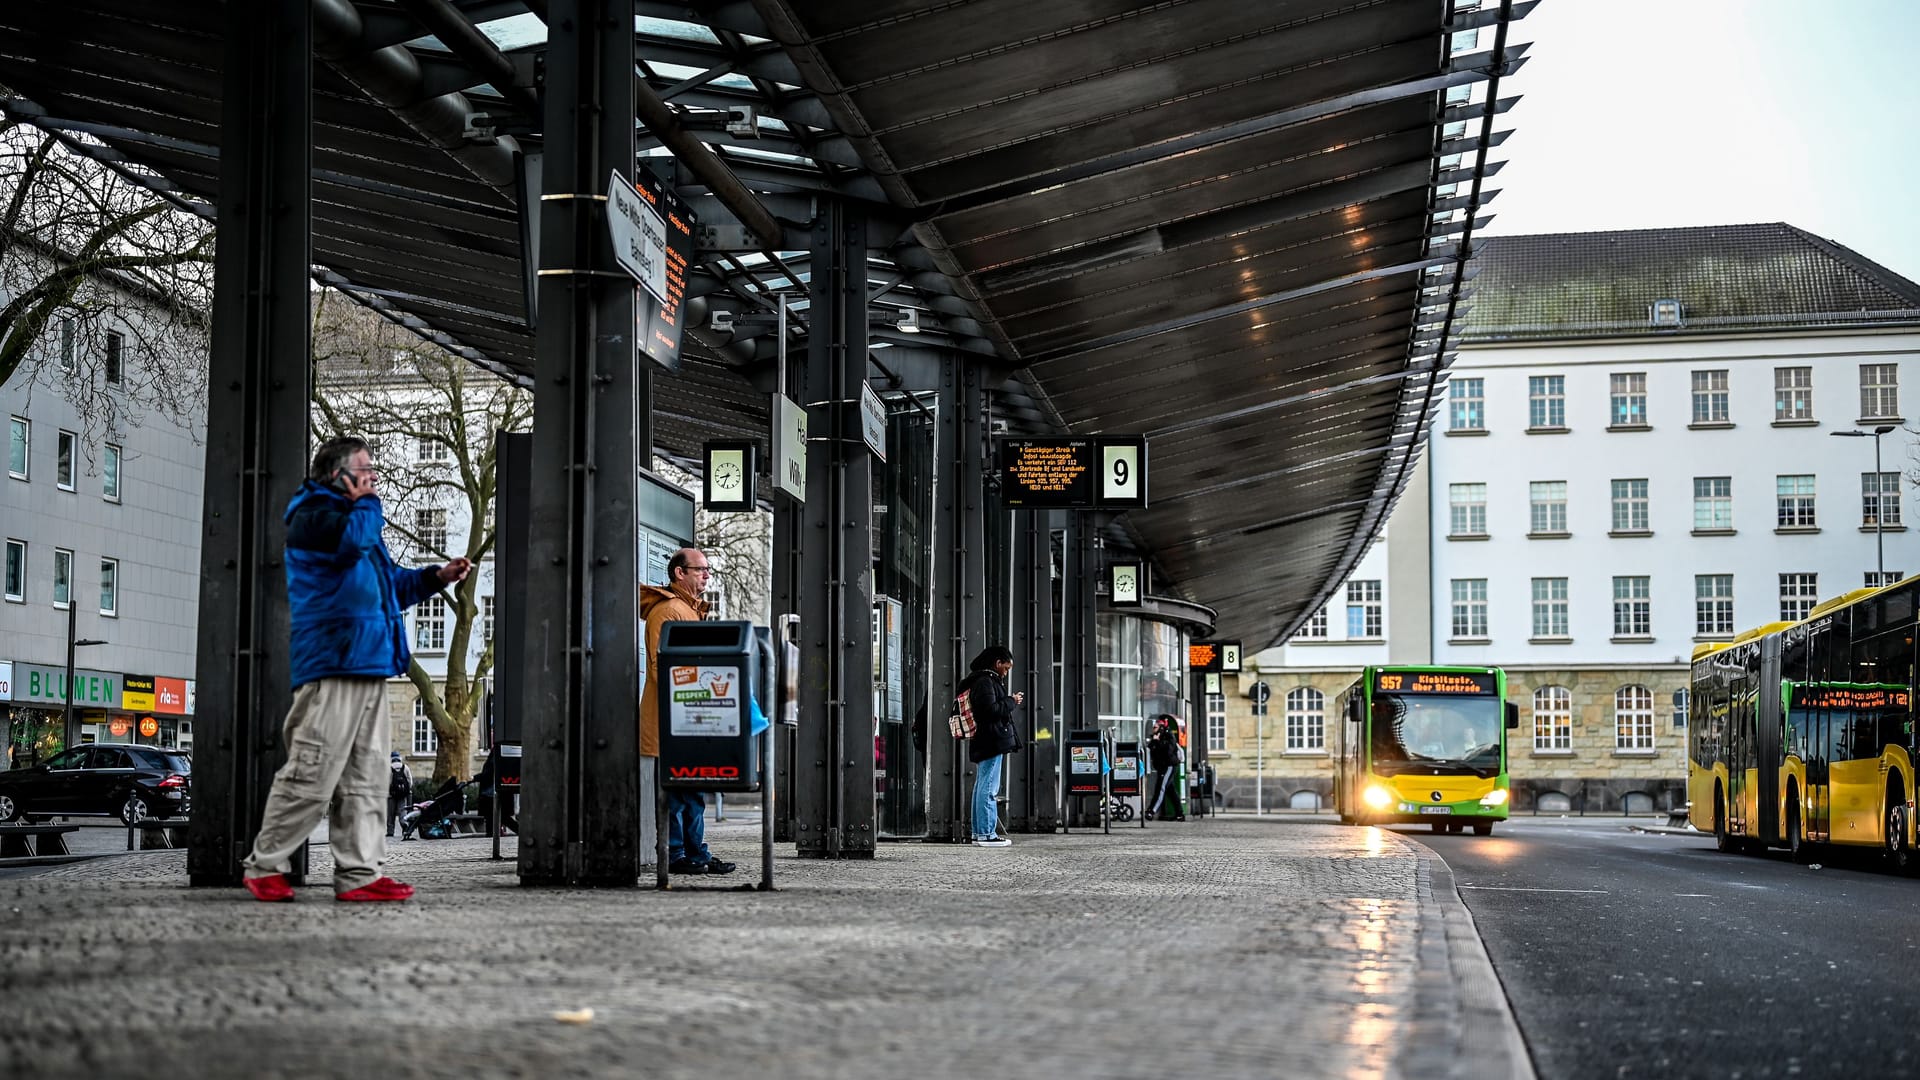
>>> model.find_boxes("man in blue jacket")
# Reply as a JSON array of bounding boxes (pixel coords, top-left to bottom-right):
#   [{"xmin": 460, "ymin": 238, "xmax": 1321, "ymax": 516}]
[{"xmin": 242, "ymin": 436, "xmax": 470, "ymax": 903}]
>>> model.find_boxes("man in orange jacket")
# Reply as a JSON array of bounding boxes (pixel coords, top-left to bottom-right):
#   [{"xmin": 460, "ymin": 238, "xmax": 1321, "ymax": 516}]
[{"xmin": 640, "ymin": 547, "xmax": 734, "ymax": 875}]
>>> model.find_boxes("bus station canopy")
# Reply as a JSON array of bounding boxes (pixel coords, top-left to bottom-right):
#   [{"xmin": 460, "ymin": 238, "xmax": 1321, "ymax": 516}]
[{"xmin": 0, "ymin": 0, "xmax": 1527, "ymax": 649}]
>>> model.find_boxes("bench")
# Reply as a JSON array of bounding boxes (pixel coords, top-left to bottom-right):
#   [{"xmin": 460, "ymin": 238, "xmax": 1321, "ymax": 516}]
[
  {"xmin": 446, "ymin": 813, "xmax": 491, "ymax": 838},
  {"xmin": 0, "ymin": 824, "xmax": 80, "ymax": 858}
]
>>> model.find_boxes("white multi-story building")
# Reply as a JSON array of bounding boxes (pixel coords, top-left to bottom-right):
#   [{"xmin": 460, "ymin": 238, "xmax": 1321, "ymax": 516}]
[{"xmin": 1223, "ymin": 224, "xmax": 1920, "ymax": 813}]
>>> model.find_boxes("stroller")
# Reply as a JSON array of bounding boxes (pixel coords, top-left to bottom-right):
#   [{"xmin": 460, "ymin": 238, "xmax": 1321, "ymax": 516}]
[{"xmin": 399, "ymin": 777, "xmax": 474, "ymax": 840}]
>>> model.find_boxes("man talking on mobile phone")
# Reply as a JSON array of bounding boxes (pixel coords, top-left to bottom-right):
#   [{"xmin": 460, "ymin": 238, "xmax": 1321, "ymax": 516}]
[{"xmin": 240, "ymin": 436, "xmax": 471, "ymax": 903}]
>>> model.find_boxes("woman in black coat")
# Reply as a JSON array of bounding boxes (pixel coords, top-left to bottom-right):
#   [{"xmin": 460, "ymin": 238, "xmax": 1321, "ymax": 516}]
[
  {"xmin": 959, "ymin": 645, "xmax": 1023, "ymax": 846},
  {"xmin": 1146, "ymin": 714, "xmax": 1185, "ymax": 821}
]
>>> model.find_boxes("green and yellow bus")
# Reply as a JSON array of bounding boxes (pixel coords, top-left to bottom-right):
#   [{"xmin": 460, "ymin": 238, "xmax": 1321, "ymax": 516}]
[
  {"xmin": 1335, "ymin": 666, "xmax": 1519, "ymax": 835},
  {"xmin": 1689, "ymin": 577, "xmax": 1919, "ymax": 865}
]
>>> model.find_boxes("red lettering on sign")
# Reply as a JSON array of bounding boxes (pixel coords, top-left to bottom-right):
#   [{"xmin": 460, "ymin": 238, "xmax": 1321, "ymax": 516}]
[{"xmin": 668, "ymin": 766, "xmax": 741, "ymax": 780}]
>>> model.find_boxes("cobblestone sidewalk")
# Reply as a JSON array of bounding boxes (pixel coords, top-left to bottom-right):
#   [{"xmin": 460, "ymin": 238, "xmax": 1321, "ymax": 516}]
[{"xmin": 0, "ymin": 820, "xmax": 1529, "ymax": 1080}]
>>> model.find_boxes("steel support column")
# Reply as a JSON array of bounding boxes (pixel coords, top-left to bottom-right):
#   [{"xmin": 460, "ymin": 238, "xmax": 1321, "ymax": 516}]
[
  {"xmin": 187, "ymin": 0, "xmax": 313, "ymax": 887},
  {"xmin": 794, "ymin": 201, "xmax": 875, "ymax": 858},
  {"xmin": 1006, "ymin": 506, "xmax": 1058, "ymax": 832},
  {"xmin": 517, "ymin": 0, "xmax": 643, "ymax": 886},
  {"xmin": 926, "ymin": 353, "xmax": 987, "ymax": 842},
  {"xmin": 1061, "ymin": 511, "xmax": 1100, "ymax": 828}
]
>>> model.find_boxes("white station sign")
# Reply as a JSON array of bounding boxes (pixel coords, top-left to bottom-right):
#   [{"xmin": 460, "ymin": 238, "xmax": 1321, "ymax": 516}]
[{"xmin": 605, "ymin": 170, "xmax": 670, "ymax": 305}]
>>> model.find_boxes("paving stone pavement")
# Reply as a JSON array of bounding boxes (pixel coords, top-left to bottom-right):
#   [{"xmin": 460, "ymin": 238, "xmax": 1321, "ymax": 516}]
[{"xmin": 0, "ymin": 819, "xmax": 1530, "ymax": 1080}]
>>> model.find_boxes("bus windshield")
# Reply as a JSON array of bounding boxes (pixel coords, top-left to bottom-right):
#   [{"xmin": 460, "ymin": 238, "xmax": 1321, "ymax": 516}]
[{"xmin": 1370, "ymin": 693, "xmax": 1504, "ymax": 776}]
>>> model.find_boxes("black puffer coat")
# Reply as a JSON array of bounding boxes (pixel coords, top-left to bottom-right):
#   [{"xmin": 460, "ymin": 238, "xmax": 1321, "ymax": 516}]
[{"xmin": 961, "ymin": 668, "xmax": 1021, "ymax": 763}]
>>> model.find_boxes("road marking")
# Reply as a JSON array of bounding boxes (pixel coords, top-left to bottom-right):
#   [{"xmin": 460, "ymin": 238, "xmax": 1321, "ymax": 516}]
[
  {"xmin": 1675, "ymin": 893, "xmax": 1712, "ymax": 897},
  {"xmin": 1458, "ymin": 886, "xmax": 1607, "ymax": 894}
]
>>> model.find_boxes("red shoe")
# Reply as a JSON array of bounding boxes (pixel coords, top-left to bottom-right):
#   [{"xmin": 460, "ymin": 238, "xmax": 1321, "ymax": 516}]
[
  {"xmin": 336, "ymin": 877, "xmax": 415, "ymax": 902},
  {"xmin": 243, "ymin": 874, "xmax": 295, "ymax": 902}
]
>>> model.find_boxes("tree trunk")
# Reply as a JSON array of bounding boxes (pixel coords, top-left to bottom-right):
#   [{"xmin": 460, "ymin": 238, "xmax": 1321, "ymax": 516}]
[{"xmin": 433, "ymin": 715, "xmax": 476, "ymax": 786}]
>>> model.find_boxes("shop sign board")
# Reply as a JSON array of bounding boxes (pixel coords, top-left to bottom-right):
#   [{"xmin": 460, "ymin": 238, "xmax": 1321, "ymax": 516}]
[
  {"xmin": 0, "ymin": 660, "xmax": 11, "ymax": 701},
  {"xmin": 17, "ymin": 664, "xmax": 119, "ymax": 708},
  {"xmin": 122, "ymin": 674, "xmax": 156, "ymax": 712},
  {"xmin": 155, "ymin": 677, "xmax": 190, "ymax": 715}
]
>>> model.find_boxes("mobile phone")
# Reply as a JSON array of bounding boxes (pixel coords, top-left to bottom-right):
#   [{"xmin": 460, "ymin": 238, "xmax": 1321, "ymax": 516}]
[{"xmin": 331, "ymin": 467, "xmax": 355, "ymax": 493}]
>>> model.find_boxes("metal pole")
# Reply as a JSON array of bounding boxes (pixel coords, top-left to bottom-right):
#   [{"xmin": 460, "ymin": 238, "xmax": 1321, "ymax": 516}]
[
  {"xmin": 760, "ymin": 727, "xmax": 774, "ymax": 889},
  {"xmin": 1255, "ymin": 702, "xmax": 1263, "ymax": 816},
  {"xmin": 62, "ymin": 590, "xmax": 77, "ymax": 752},
  {"xmin": 1875, "ymin": 431, "xmax": 1886, "ymax": 583}
]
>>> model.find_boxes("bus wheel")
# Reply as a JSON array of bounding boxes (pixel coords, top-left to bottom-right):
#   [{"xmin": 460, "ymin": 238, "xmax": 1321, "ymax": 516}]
[
  {"xmin": 1886, "ymin": 800, "xmax": 1911, "ymax": 874},
  {"xmin": 1714, "ymin": 790, "xmax": 1740, "ymax": 854},
  {"xmin": 1787, "ymin": 798, "xmax": 1813, "ymax": 865},
  {"xmin": 1472, "ymin": 822, "xmax": 1493, "ymax": 836}
]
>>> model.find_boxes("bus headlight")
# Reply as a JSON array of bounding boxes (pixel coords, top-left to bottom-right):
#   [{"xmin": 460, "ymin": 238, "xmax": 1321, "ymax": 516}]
[
  {"xmin": 1363, "ymin": 785, "xmax": 1393, "ymax": 809},
  {"xmin": 1479, "ymin": 789, "xmax": 1510, "ymax": 806}
]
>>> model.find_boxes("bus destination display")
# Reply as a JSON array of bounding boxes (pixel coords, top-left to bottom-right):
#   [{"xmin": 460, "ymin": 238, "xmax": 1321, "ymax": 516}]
[
  {"xmin": 1374, "ymin": 671, "xmax": 1497, "ymax": 695},
  {"xmin": 1789, "ymin": 684, "xmax": 1911, "ymax": 711}
]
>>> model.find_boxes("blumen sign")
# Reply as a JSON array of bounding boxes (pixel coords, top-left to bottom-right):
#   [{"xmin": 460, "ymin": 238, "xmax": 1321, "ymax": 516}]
[{"xmin": 18, "ymin": 664, "xmax": 119, "ymax": 707}]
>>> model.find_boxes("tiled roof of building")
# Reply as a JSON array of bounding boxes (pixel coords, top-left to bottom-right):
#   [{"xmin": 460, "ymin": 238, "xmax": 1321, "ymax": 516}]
[{"xmin": 1460, "ymin": 223, "xmax": 1920, "ymax": 342}]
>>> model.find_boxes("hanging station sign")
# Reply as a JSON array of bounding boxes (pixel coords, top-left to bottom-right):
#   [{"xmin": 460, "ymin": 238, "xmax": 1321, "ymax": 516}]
[
  {"xmin": 772, "ymin": 393, "xmax": 808, "ymax": 502},
  {"xmin": 996, "ymin": 436, "xmax": 1149, "ymax": 510},
  {"xmin": 606, "ymin": 169, "xmax": 695, "ymax": 371}
]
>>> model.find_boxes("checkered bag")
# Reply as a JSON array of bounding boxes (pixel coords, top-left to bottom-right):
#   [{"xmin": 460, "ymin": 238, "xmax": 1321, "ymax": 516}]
[{"xmin": 947, "ymin": 688, "xmax": 977, "ymax": 739}]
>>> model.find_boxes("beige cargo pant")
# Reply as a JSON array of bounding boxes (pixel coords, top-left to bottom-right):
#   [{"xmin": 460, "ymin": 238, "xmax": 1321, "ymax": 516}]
[{"xmin": 242, "ymin": 677, "xmax": 391, "ymax": 894}]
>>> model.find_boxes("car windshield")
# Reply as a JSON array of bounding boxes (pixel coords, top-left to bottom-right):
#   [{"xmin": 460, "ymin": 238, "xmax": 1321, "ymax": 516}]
[{"xmin": 1369, "ymin": 693, "xmax": 1504, "ymax": 777}]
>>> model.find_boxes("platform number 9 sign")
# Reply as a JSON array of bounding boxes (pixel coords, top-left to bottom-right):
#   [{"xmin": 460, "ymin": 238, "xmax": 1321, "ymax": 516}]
[{"xmin": 1101, "ymin": 441, "xmax": 1142, "ymax": 506}]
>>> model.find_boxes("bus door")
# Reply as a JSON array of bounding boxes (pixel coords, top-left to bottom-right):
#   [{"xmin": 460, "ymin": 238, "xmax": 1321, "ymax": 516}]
[
  {"xmin": 1754, "ymin": 638, "xmax": 1782, "ymax": 842},
  {"xmin": 1725, "ymin": 687, "xmax": 1751, "ymax": 834},
  {"xmin": 1808, "ymin": 696, "xmax": 1832, "ymax": 842}
]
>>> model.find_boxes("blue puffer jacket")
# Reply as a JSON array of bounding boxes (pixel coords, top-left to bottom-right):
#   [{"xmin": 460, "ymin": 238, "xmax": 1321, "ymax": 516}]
[{"xmin": 284, "ymin": 481, "xmax": 444, "ymax": 689}]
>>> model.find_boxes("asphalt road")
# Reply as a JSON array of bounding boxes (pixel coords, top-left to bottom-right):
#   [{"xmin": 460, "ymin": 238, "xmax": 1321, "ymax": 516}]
[{"xmin": 1404, "ymin": 816, "xmax": 1920, "ymax": 1079}]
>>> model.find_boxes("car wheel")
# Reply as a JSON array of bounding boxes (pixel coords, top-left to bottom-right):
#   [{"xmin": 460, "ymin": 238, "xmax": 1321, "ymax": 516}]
[
  {"xmin": 0, "ymin": 793, "xmax": 21, "ymax": 822},
  {"xmin": 120, "ymin": 793, "xmax": 152, "ymax": 827}
]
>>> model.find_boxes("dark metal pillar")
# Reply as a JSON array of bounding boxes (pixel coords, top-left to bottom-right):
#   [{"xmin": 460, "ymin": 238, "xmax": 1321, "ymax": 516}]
[
  {"xmin": 1006, "ymin": 506, "xmax": 1058, "ymax": 832},
  {"xmin": 187, "ymin": 0, "xmax": 313, "ymax": 887},
  {"xmin": 771, "ymin": 495, "xmax": 801, "ymax": 843},
  {"xmin": 794, "ymin": 201, "xmax": 875, "ymax": 858},
  {"xmin": 517, "ymin": 0, "xmax": 643, "ymax": 886},
  {"xmin": 1061, "ymin": 511, "xmax": 1101, "ymax": 827},
  {"xmin": 926, "ymin": 353, "xmax": 987, "ymax": 842}
]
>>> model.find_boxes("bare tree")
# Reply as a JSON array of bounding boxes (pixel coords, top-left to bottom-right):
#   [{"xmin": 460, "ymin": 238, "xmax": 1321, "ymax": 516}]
[
  {"xmin": 0, "ymin": 107, "xmax": 212, "ymax": 452},
  {"xmin": 309, "ymin": 289, "xmax": 532, "ymax": 783}
]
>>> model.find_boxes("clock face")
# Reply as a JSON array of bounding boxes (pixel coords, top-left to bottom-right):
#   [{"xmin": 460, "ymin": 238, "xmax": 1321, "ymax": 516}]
[{"xmin": 714, "ymin": 462, "xmax": 742, "ymax": 490}]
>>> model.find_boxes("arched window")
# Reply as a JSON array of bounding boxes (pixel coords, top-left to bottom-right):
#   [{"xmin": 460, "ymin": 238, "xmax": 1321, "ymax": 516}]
[
  {"xmin": 1615, "ymin": 685, "xmax": 1655, "ymax": 750},
  {"xmin": 1532, "ymin": 686, "xmax": 1572, "ymax": 751},
  {"xmin": 1285, "ymin": 687, "xmax": 1325, "ymax": 751}
]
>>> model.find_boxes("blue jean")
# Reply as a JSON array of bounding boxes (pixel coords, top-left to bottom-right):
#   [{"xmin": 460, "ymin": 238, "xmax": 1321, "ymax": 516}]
[
  {"xmin": 667, "ymin": 789, "xmax": 710, "ymax": 864},
  {"xmin": 972, "ymin": 753, "xmax": 1004, "ymax": 840}
]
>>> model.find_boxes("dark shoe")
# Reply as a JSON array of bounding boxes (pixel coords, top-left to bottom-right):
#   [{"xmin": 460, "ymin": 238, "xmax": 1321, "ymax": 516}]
[
  {"xmin": 243, "ymin": 873, "xmax": 295, "ymax": 902},
  {"xmin": 668, "ymin": 859, "xmax": 709, "ymax": 875},
  {"xmin": 701, "ymin": 859, "xmax": 737, "ymax": 875},
  {"xmin": 336, "ymin": 877, "xmax": 414, "ymax": 902}
]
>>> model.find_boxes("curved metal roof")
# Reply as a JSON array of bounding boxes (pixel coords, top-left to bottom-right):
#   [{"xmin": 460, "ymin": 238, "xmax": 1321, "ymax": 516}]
[{"xmin": 0, "ymin": 0, "xmax": 1529, "ymax": 649}]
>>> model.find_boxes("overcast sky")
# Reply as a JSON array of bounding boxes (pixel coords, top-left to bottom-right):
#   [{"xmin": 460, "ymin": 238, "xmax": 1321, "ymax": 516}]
[{"xmin": 1483, "ymin": 0, "xmax": 1920, "ymax": 282}]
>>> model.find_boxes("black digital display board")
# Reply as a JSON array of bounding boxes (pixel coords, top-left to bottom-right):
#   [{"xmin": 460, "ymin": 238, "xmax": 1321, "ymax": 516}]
[
  {"xmin": 1373, "ymin": 670, "xmax": 1499, "ymax": 695},
  {"xmin": 998, "ymin": 436, "xmax": 1149, "ymax": 510},
  {"xmin": 1789, "ymin": 683, "xmax": 1910, "ymax": 711},
  {"xmin": 633, "ymin": 170, "xmax": 694, "ymax": 372}
]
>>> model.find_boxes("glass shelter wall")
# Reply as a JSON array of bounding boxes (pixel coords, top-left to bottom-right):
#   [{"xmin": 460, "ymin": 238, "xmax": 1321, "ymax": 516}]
[
  {"xmin": 1098, "ymin": 613, "xmax": 1190, "ymax": 743},
  {"xmin": 874, "ymin": 404, "xmax": 935, "ymax": 838}
]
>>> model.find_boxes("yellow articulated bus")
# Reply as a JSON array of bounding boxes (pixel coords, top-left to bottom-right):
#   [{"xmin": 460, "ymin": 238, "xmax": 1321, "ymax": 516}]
[
  {"xmin": 1689, "ymin": 577, "xmax": 1918, "ymax": 866},
  {"xmin": 1335, "ymin": 666, "xmax": 1520, "ymax": 835}
]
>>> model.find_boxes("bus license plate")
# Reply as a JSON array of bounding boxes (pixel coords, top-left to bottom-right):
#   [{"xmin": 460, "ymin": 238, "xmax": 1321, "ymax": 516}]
[{"xmin": 1419, "ymin": 806, "xmax": 1452, "ymax": 815}]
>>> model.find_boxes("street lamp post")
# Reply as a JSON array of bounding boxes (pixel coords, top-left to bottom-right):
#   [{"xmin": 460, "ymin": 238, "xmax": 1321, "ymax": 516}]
[
  {"xmin": 61, "ymin": 591, "xmax": 108, "ymax": 752},
  {"xmin": 1832, "ymin": 424, "xmax": 1898, "ymax": 585}
]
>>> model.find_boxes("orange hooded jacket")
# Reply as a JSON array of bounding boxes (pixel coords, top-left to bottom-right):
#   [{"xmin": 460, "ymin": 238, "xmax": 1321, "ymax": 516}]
[{"xmin": 639, "ymin": 582, "xmax": 709, "ymax": 757}]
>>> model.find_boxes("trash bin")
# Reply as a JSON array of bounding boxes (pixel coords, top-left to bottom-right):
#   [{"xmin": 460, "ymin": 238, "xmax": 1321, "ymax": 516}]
[{"xmin": 655, "ymin": 620, "xmax": 764, "ymax": 793}]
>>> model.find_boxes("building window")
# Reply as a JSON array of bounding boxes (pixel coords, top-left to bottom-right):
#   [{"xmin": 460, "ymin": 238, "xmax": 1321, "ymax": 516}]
[
  {"xmin": 1691, "ymin": 370, "xmax": 1730, "ymax": 424},
  {"xmin": 482, "ymin": 595, "xmax": 495, "ymax": 647},
  {"xmin": 1609, "ymin": 373, "xmax": 1647, "ymax": 426},
  {"xmin": 1693, "ymin": 477, "xmax": 1732, "ymax": 531},
  {"xmin": 4, "ymin": 539, "xmax": 23, "ymax": 603},
  {"xmin": 53, "ymin": 547, "xmax": 73, "ymax": 609},
  {"xmin": 99, "ymin": 557, "xmax": 118, "ymax": 616},
  {"xmin": 415, "ymin": 508, "xmax": 447, "ymax": 556},
  {"xmin": 1674, "ymin": 688, "xmax": 1689, "ymax": 729},
  {"xmin": 415, "ymin": 595, "xmax": 447, "ymax": 651},
  {"xmin": 6, "ymin": 416, "xmax": 25, "ymax": 480},
  {"xmin": 1613, "ymin": 575, "xmax": 1651, "ymax": 636},
  {"xmin": 703, "ymin": 585, "xmax": 726, "ymax": 619},
  {"xmin": 1610, "ymin": 479, "xmax": 1649, "ymax": 532},
  {"xmin": 413, "ymin": 697, "xmax": 439, "ymax": 755},
  {"xmin": 1779, "ymin": 573, "xmax": 1818, "ymax": 622},
  {"xmin": 416, "ymin": 435, "xmax": 450, "ymax": 464},
  {"xmin": 1696, "ymin": 574, "xmax": 1734, "ymax": 635},
  {"xmin": 102, "ymin": 443, "xmax": 121, "ymax": 502},
  {"xmin": 1449, "ymin": 482, "xmax": 1487, "ymax": 536},
  {"xmin": 1345, "ymin": 580, "xmax": 1382, "ymax": 639},
  {"xmin": 1284, "ymin": 687, "xmax": 1325, "ymax": 751},
  {"xmin": 1293, "ymin": 609, "xmax": 1328, "ymax": 639},
  {"xmin": 1531, "ymin": 577, "xmax": 1569, "ymax": 637},
  {"xmin": 1532, "ymin": 686, "xmax": 1572, "ymax": 751},
  {"xmin": 1528, "ymin": 374, "xmax": 1565, "ymax": 429},
  {"xmin": 104, "ymin": 330, "xmax": 124, "ymax": 385},
  {"xmin": 1861, "ymin": 363, "xmax": 1900, "ymax": 419},
  {"xmin": 1450, "ymin": 578, "xmax": 1488, "ymax": 638},
  {"xmin": 56, "ymin": 429, "xmax": 75, "ymax": 491},
  {"xmin": 1202, "ymin": 692, "xmax": 1225, "ymax": 751},
  {"xmin": 1449, "ymin": 377, "xmax": 1485, "ymax": 432},
  {"xmin": 1775, "ymin": 366, "xmax": 1813, "ymax": 421},
  {"xmin": 1863, "ymin": 472, "xmax": 1902, "ymax": 528},
  {"xmin": 59, "ymin": 317, "xmax": 76, "ymax": 372},
  {"xmin": 1615, "ymin": 686, "xmax": 1655, "ymax": 750},
  {"xmin": 1650, "ymin": 299, "xmax": 1683, "ymax": 327},
  {"xmin": 1868, "ymin": 571, "xmax": 1907, "ymax": 588},
  {"xmin": 1776, "ymin": 475, "xmax": 1815, "ymax": 528},
  {"xmin": 1529, "ymin": 481, "xmax": 1568, "ymax": 534}
]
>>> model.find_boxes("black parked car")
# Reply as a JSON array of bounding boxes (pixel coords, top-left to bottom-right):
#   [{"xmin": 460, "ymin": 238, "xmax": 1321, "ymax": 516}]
[{"xmin": 0, "ymin": 743, "xmax": 191, "ymax": 825}]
